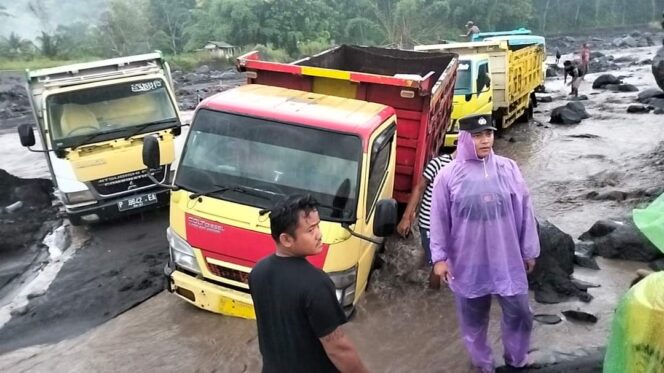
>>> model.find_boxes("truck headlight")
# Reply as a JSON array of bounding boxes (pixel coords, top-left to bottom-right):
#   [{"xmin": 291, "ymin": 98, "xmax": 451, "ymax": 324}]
[
  {"xmin": 329, "ymin": 267, "xmax": 357, "ymax": 307},
  {"xmin": 167, "ymin": 227, "xmax": 201, "ymax": 274},
  {"xmin": 64, "ymin": 190, "xmax": 96, "ymax": 204}
]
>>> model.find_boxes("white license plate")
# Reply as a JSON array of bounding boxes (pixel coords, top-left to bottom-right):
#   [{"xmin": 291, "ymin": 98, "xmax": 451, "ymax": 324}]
[{"xmin": 117, "ymin": 193, "xmax": 157, "ymax": 211}]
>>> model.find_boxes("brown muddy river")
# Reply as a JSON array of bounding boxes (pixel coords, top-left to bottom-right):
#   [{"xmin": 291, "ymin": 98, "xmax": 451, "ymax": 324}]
[{"xmin": 0, "ymin": 46, "xmax": 661, "ymax": 372}]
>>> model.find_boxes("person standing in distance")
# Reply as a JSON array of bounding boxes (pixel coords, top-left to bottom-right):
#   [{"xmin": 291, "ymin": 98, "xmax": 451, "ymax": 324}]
[
  {"xmin": 249, "ymin": 194, "xmax": 368, "ymax": 373},
  {"xmin": 429, "ymin": 115, "xmax": 540, "ymax": 372}
]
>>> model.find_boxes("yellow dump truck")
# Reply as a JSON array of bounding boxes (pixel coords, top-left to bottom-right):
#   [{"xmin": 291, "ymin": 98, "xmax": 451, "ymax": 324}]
[{"xmin": 416, "ymin": 36, "xmax": 545, "ymax": 147}]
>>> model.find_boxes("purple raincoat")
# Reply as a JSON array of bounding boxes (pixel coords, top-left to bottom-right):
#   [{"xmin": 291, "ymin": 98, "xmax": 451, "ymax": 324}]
[{"xmin": 430, "ymin": 131, "xmax": 540, "ymax": 298}]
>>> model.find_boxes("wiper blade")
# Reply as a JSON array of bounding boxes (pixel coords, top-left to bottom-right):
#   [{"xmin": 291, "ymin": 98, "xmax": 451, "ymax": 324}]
[
  {"xmin": 189, "ymin": 184, "xmax": 274, "ymax": 201},
  {"xmin": 124, "ymin": 119, "xmax": 178, "ymax": 140},
  {"xmin": 71, "ymin": 131, "xmax": 108, "ymax": 150}
]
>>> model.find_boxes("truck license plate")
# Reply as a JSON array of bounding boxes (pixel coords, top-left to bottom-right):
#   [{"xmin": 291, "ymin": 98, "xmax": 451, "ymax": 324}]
[{"xmin": 117, "ymin": 193, "xmax": 157, "ymax": 211}]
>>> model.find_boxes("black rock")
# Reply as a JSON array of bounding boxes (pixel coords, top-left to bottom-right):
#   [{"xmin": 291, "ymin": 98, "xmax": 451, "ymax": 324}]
[
  {"xmin": 614, "ymin": 56, "xmax": 635, "ymax": 63},
  {"xmin": 640, "ymin": 59, "xmax": 653, "ymax": 65},
  {"xmin": 637, "ymin": 88, "xmax": 664, "ymax": 102},
  {"xmin": 604, "ymin": 84, "xmax": 621, "ymax": 92},
  {"xmin": 593, "ymin": 74, "xmax": 622, "ymax": 89},
  {"xmin": 627, "ymin": 104, "xmax": 651, "ymax": 113},
  {"xmin": 566, "ymin": 101, "xmax": 591, "ymax": 118},
  {"xmin": 574, "ymin": 241, "xmax": 600, "ymax": 270},
  {"xmin": 580, "ymin": 219, "xmax": 663, "ymax": 262},
  {"xmin": 550, "ymin": 106, "xmax": 582, "ymax": 124},
  {"xmin": 655, "ymin": 108, "xmax": 664, "ymax": 114},
  {"xmin": 538, "ymin": 95, "xmax": 554, "ymax": 103},
  {"xmin": 645, "ymin": 97, "xmax": 664, "ymax": 110},
  {"xmin": 569, "ymin": 95, "xmax": 589, "ymax": 101},
  {"xmin": 562, "ymin": 310, "xmax": 598, "ymax": 324},
  {"xmin": 618, "ymin": 84, "xmax": 639, "ymax": 92},
  {"xmin": 579, "ymin": 219, "xmax": 621, "ymax": 241},
  {"xmin": 529, "ymin": 220, "xmax": 591, "ymax": 304},
  {"xmin": 649, "ymin": 258, "xmax": 664, "ymax": 271}
]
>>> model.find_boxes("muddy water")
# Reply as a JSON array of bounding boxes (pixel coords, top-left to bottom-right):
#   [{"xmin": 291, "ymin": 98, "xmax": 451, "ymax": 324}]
[{"xmin": 0, "ymin": 47, "xmax": 662, "ymax": 372}]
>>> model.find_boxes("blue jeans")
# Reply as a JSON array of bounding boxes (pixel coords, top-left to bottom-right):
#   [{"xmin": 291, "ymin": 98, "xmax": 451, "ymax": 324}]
[{"xmin": 419, "ymin": 227, "xmax": 432, "ymax": 265}]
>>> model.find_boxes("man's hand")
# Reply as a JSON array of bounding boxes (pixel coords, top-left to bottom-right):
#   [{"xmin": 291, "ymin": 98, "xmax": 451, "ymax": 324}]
[
  {"xmin": 433, "ymin": 261, "xmax": 453, "ymax": 283},
  {"xmin": 397, "ymin": 216, "xmax": 413, "ymax": 237},
  {"xmin": 524, "ymin": 259, "xmax": 536, "ymax": 274}
]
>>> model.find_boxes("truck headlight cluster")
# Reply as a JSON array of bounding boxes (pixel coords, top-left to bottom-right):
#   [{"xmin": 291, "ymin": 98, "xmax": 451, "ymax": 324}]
[{"xmin": 167, "ymin": 227, "xmax": 201, "ymax": 274}]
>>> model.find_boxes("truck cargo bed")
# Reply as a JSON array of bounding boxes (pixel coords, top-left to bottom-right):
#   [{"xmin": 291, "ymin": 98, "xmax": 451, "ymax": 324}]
[{"xmin": 237, "ymin": 45, "xmax": 458, "ymax": 203}]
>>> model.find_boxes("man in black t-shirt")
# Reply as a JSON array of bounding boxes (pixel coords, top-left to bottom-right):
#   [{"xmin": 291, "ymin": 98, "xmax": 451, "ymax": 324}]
[{"xmin": 249, "ymin": 194, "xmax": 368, "ymax": 373}]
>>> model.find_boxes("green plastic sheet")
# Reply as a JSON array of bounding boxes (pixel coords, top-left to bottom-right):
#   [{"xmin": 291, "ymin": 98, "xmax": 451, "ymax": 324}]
[
  {"xmin": 633, "ymin": 194, "xmax": 664, "ymax": 254},
  {"xmin": 604, "ymin": 272, "xmax": 664, "ymax": 372}
]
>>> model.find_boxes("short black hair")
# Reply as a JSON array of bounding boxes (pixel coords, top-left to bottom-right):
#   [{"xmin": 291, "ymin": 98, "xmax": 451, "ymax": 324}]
[
  {"xmin": 563, "ymin": 60, "xmax": 572, "ymax": 66},
  {"xmin": 260, "ymin": 194, "xmax": 319, "ymax": 243}
]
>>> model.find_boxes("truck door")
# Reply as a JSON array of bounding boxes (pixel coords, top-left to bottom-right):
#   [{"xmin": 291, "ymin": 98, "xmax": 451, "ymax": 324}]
[
  {"xmin": 475, "ymin": 61, "xmax": 493, "ymax": 114},
  {"xmin": 356, "ymin": 120, "xmax": 397, "ymax": 290}
]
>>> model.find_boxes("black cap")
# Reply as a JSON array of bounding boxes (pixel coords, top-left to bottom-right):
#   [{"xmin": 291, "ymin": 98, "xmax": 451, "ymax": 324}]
[{"xmin": 458, "ymin": 114, "xmax": 496, "ymax": 133}]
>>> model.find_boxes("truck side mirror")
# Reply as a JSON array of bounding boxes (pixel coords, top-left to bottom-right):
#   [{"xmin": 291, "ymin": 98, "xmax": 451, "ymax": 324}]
[
  {"xmin": 142, "ymin": 135, "xmax": 161, "ymax": 170},
  {"xmin": 373, "ymin": 199, "xmax": 398, "ymax": 237},
  {"xmin": 17, "ymin": 123, "xmax": 36, "ymax": 147}
]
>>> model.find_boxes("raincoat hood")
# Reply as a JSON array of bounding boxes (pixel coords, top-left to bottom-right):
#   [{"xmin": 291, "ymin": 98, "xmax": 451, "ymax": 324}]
[{"xmin": 456, "ymin": 130, "xmax": 495, "ymax": 162}]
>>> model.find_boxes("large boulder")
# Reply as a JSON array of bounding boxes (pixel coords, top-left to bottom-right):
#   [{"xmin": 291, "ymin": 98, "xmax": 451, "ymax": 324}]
[
  {"xmin": 618, "ymin": 84, "xmax": 639, "ymax": 92},
  {"xmin": 579, "ymin": 219, "xmax": 663, "ymax": 262},
  {"xmin": 593, "ymin": 74, "xmax": 622, "ymax": 89},
  {"xmin": 550, "ymin": 106, "xmax": 583, "ymax": 125},
  {"xmin": 654, "ymin": 46, "xmax": 664, "ymax": 91},
  {"xmin": 637, "ymin": 88, "xmax": 664, "ymax": 102},
  {"xmin": 550, "ymin": 101, "xmax": 590, "ymax": 125},
  {"xmin": 529, "ymin": 220, "xmax": 593, "ymax": 304},
  {"xmin": 627, "ymin": 105, "xmax": 651, "ymax": 114}
]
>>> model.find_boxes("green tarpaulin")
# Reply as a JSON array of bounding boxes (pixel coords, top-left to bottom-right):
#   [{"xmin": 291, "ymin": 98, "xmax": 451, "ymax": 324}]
[{"xmin": 633, "ymin": 193, "xmax": 664, "ymax": 254}]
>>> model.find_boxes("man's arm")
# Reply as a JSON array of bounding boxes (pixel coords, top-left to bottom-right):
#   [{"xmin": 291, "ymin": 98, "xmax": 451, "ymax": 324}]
[
  {"xmin": 397, "ymin": 176, "xmax": 429, "ymax": 236},
  {"xmin": 320, "ymin": 327, "xmax": 369, "ymax": 373}
]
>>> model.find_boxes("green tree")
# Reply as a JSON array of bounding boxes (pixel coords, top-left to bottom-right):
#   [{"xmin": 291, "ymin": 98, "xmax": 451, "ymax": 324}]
[
  {"xmin": 0, "ymin": 33, "xmax": 34, "ymax": 58},
  {"xmin": 148, "ymin": 0, "xmax": 196, "ymax": 54},
  {"xmin": 97, "ymin": 0, "xmax": 153, "ymax": 57}
]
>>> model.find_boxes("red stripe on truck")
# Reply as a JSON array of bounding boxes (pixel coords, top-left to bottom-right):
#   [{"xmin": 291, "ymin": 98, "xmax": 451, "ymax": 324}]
[{"xmin": 184, "ymin": 213, "xmax": 329, "ymax": 269}]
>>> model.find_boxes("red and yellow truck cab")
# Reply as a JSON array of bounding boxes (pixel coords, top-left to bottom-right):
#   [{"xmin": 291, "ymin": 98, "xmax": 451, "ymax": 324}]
[
  {"xmin": 143, "ymin": 45, "xmax": 458, "ymax": 318},
  {"xmin": 154, "ymin": 84, "xmax": 399, "ymax": 318}
]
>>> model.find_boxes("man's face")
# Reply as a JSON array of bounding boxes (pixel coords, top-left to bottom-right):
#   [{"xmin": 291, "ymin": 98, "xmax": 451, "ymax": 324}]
[
  {"xmin": 280, "ymin": 209, "xmax": 323, "ymax": 256},
  {"xmin": 471, "ymin": 130, "xmax": 494, "ymax": 159}
]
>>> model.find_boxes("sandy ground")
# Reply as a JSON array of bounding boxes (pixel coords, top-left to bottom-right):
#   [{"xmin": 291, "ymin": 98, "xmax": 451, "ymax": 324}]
[{"xmin": 0, "ymin": 45, "xmax": 662, "ymax": 372}]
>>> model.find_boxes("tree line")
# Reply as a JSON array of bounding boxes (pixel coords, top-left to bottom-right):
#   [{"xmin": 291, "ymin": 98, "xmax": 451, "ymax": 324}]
[{"xmin": 1, "ymin": 0, "xmax": 663, "ymax": 62}]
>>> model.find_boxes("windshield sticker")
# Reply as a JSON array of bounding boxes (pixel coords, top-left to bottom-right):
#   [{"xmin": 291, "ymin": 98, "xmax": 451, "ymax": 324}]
[
  {"xmin": 131, "ymin": 80, "xmax": 163, "ymax": 93},
  {"xmin": 458, "ymin": 63, "xmax": 470, "ymax": 71}
]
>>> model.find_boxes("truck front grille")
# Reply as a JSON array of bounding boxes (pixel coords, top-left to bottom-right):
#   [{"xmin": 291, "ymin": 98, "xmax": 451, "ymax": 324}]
[
  {"xmin": 90, "ymin": 166, "xmax": 166, "ymax": 196},
  {"xmin": 207, "ymin": 263, "xmax": 250, "ymax": 285}
]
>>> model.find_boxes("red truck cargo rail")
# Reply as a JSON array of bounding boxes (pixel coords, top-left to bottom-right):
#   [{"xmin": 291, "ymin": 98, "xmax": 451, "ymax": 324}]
[{"xmin": 237, "ymin": 45, "xmax": 458, "ymax": 203}]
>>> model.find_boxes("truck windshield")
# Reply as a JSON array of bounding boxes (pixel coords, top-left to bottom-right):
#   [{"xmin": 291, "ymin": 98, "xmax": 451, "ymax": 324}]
[
  {"xmin": 455, "ymin": 62, "xmax": 472, "ymax": 95},
  {"xmin": 46, "ymin": 78, "xmax": 178, "ymax": 148},
  {"xmin": 176, "ymin": 109, "xmax": 362, "ymax": 222}
]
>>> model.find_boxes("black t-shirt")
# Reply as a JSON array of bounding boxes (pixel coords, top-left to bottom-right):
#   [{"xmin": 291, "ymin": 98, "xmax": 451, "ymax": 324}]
[{"xmin": 249, "ymin": 254, "xmax": 347, "ymax": 373}]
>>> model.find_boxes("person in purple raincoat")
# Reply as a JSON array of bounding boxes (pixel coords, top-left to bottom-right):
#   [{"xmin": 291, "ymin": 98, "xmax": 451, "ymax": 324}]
[{"xmin": 429, "ymin": 114, "xmax": 540, "ymax": 372}]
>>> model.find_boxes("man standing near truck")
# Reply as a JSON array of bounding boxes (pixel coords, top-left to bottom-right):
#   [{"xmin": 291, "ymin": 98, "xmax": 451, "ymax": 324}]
[
  {"xmin": 249, "ymin": 194, "xmax": 368, "ymax": 373},
  {"xmin": 429, "ymin": 114, "xmax": 540, "ymax": 372},
  {"xmin": 462, "ymin": 21, "xmax": 480, "ymax": 41},
  {"xmin": 397, "ymin": 151, "xmax": 454, "ymax": 288}
]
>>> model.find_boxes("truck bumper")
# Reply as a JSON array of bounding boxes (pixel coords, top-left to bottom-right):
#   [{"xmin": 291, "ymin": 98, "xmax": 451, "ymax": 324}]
[
  {"xmin": 164, "ymin": 262, "xmax": 255, "ymax": 319},
  {"xmin": 66, "ymin": 188, "xmax": 170, "ymax": 224}
]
